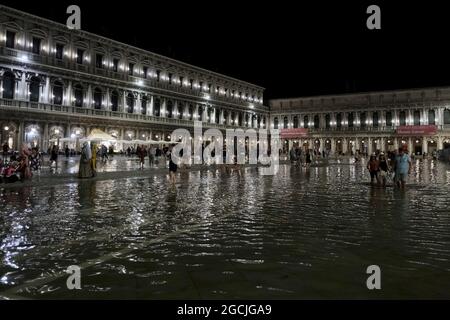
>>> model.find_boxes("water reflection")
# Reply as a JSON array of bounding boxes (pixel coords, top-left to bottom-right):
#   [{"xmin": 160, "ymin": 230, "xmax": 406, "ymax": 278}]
[{"xmin": 0, "ymin": 159, "xmax": 449, "ymax": 299}]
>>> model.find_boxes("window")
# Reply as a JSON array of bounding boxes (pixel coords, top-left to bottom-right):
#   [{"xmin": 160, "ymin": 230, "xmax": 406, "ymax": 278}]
[
  {"xmin": 141, "ymin": 96, "xmax": 147, "ymax": 115},
  {"xmin": 360, "ymin": 112, "xmax": 366, "ymax": 128},
  {"xmin": 274, "ymin": 117, "xmax": 279, "ymax": 129},
  {"xmin": 189, "ymin": 105, "xmax": 194, "ymax": 120},
  {"xmin": 167, "ymin": 101, "xmax": 173, "ymax": 118},
  {"xmin": 189, "ymin": 79, "xmax": 194, "ymax": 89},
  {"xmin": 156, "ymin": 70, "xmax": 161, "ymax": 82},
  {"xmin": 336, "ymin": 113, "xmax": 342, "ymax": 128},
  {"xmin": 325, "ymin": 114, "xmax": 331, "ymax": 129},
  {"xmin": 113, "ymin": 58, "xmax": 119, "ymax": 72},
  {"xmin": 178, "ymin": 103, "xmax": 183, "ymax": 120},
  {"xmin": 126, "ymin": 93, "xmax": 134, "ymax": 113},
  {"xmin": 444, "ymin": 109, "xmax": 450, "ymax": 125},
  {"xmin": 29, "ymin": 77, "xmax": 40, "ymax": 102},
  {"xmin": 76, "ymin": 49, "xmax": 84, "ymax": 64},
  {"xmin": 386, "ymin": 111, "xmax": 392, "ymax": 127},
  {"xmin": 399, "ymin": 111, "xmax": 406, "ymax": 126},
  {"xmin": 215, "ymin": 109, "xmax": 220, "ymax": 124},
  {"xmin": 153, "ymin": 98, "xmax": 160, "ymax": 116},
  {"xmin": 94, "ymin": 88, "xmax": 102, "ymax": 109},
  {"xmin": 2, "ymin": 71, "xmax": 15, "ymax": 99},
  {"xmin": 169, "ymin": 73, "xmax": 173, "ymax": 84},
  {"xmin": 304, "ymin": 115, "xmax": 309, "ymax": 128},
  {"xmin": 373, "ymin": 112, "xmax": 379, "ymax": 127},
  {"xmin": 198, "ymin": 106, "xmax": 203, "ymax": 120},
  {"xmin": 128, "ymin": 63, "xmax": 134, "ymax": 75},
  {"xmin": 32, "ymin": 37, "xmax": 41, "ymax": 55},
  {"xmin": 179, "ymin": 76, "xmax": 184, "ymax": 86},
  {"xmin": 283, "ymin": 116, "xmax": 288, "ymax": 129},
  {"xmin": 6, "ymin": 31, "xmax": 15, "ymax": 48},
  {"xmin": 96, "ymin": 54, "xmax": 103, "ymax": 69},
  {"xmin": 56, "ymin": 43, "xmax": 64, "ymax": 60},
  {"xmin": 428, "ymin": 110, "xmax": 435, "ymax": 125},
  {"xmin": 293, "ymin": 116, "xmax": 299, "ymax": 128},
  {"xmin": 74, "ymin": 85, "xmax": 83, "ymax": 107},
  {"xmin": 111, "ymin": 91, "xmax": 119, "ymax": 112},
  {"xmin": 143, "ymin": 66, "xmax": 148, "ymax": 79},
  {"xmin": 53, "ymin": 81, "xmax": 63, "ymax": 105},
  {"xmin": 314, "ymin": 115, "xmax": 320, "ymax": 129},
  {"xmin": 414, "ymin": 110, "xmax": 421, "ymax": 126},
  {"xmin": 348, "ymin": 113, "xmax": 354, "ymax": 127}
]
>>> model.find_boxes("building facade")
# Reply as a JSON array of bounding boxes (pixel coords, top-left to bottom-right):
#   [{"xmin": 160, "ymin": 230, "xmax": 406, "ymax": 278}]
[
  {"xmin": 269, "ymin": 89, "xmax": 450, "ymax": 156},
  {"xmin": 0, "ymin": 6, "xmax": 267, "ymax": 152}
]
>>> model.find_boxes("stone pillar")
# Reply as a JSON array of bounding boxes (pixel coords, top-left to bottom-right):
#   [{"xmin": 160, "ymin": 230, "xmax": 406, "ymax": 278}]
[
  {"xmin": 17, "ymin": 121, "xmax": 24, "ymax": 149},
  {"xmin": 368, "ymin": 137, "xmax": 373, "ymax": 155},
  {"xmin": 148, "ymin": 95, "xmax": 154, "ymax": 116},
  {"xmin": 342, "ymin": 138, "xmax": 348, "ymax": 154},
  {"xmin": 331, "ymin": 138, "xmax": 336, "ymax": 155},
  {"xmin": 87, "ymin": 85, "xmax": 93, "ymax": 109},
  {"xmin": 354, "ymin": 137, "xmax": 359, "ymax": 154},
  {"xmin": 394, "ymin": 138, "xmax": 399, "ymax": 151},
  {"xmin": 65, "ymin": 80, "xmax": 72, "ymax": 106},
  {"xmin": 43, "ymin": 122, "xmax": 49, "ymax": 151},
  {"xmin": 437, "ymin": 136, "xmax": 443, "ymax": 150},
  {"xmin": 161, "ymin": 98, "xmax": 166, "ymax": 118},
  {"xmin": 408, "ymin": 137, "xmax": 413, "ymax": 154},
  {"xmin": 136, "ymin": 94, "xmax": 141, "ymax": 114},
  {"xmin": 422, "ymin": 138, "xmax": 428, "ymax": 155},
  {"xmin": 105, "ymin": 88, "xmax": 110, "ymax": 110},
  {"xmin": 380, "ymin": 137, "xmax": 385, "ymax": 153}
]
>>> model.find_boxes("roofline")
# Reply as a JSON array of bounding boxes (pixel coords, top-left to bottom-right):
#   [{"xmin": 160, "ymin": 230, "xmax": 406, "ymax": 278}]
[
  {"xmin": 268, "ymin": 85, "xmax": 450, "ymax": 103},
  {"xmin": 0, "ymin": 5, "xmax": 265, "ymax": 91}
]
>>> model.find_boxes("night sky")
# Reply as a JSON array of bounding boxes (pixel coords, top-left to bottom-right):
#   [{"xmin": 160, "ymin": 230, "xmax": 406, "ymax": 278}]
[{"xmin": 2, "ymin": 1, "xmax": 450, "ymax": 100}]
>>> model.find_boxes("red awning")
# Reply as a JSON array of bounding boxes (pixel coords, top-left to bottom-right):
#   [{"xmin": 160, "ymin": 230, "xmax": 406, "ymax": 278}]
[
  {"xmin": 396, "ymin": 125, "xmax": 437, "ymax": 136},
  {"xmin": 280, "ymin": 128, "xmax": 309, "ymax": 139}
]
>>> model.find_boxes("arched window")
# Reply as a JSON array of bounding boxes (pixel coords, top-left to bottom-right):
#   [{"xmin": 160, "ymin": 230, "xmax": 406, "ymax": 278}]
[
  {"xmin": 444, "ymin": 109, "xmax": 450, "ymax": 125},
  {"xmin": 126, "ymin": 93, "xmax": 134, "ymax": 113},
  {"xmin": 414, "ymin": 110, "xmax": 421, "ymax": 126},
  {"xmin": 325, "ymin": 114, "xmax": 331, "ymax": 129},
  {"xmin": 223, "ymin": 110, "xmax": 228, "ymax": 124},
  {"xmin": 386, "ymin": 111, "xmax": 392, "ymax": 126},
  {"xmin": 399, "ymin": 111, "xmax": 406, "ymax": 126},
  {"xmin": 336, "ymin": 113, "xmax": 342, "ymax": 128},
  {"xmin": 360, "ymin": 112, "xmax": 366, "ymax": 128},
  {"xmin": 167, "ymin": 100, "xmax": 173, "ymax": 118},
  {"xmin": 74, "ymin": 84, "xmax": 83, "ymax": 107},
  {"xmin": 283, "ymin": 116, "xmax": 288, "ymax": 129},
  {"xmin": 428, "ymin": 110, "xmax": 435, "ymax": 125},
  {"xmin": 348, "ymin": 112, "xmax": 354, "ymax": 127},
  {"xmin": 141, "ymin": 96, "xmax": 147, "ymax": 115},
  {"xmin": 188, "ymin": 104, "xmax": 194, "ymax": 120},
  {"xmin": 2, "ymin": 71, "xmax": 15, "ymax": 99},
  {"xmin": 111, "ymin": 90, "xmax": 119, "ymax": 112},
  {"xmin": 314, "ymin": 115, "xmax": 320, "ymax": 129},
  {"xmin": 274, "ymin": 117, "xmax": 279, "ymax": 129},
  {"xmin": 231, "ymin": 111, "xmax": 236, "ymax": 125},
  {"xmin": 373, "ymin": 112, "xmax": 379, "ymax": 127},
  {"xmin": 245, "ymin": 113, "xmax": 249, "ymax": 126},
  {"xmin": 293, "ymin": 116, "xmax": 298, "ymax": 128},
  {"xmin": 238, "ymin": 113, "xmax": 243, "ymax": 126},
  {"xmin": 303, "ymin": 115, "xmax": 309, "ymax": 128},
  {"xmin": 53, "ymin": 81, "xmax": 63, "ymax": 105},
  {"xmin": 207, "ymin": 108, "xmax": 212, "ymax": 122},
  {"xmin": 153, "ymin": 98, "xmax": 160, "ymax": 117},
  {"xmin": 94, "ymin": 88, "xmax": 102, "ymax": 109},
  {"xmin": 29, "ymin": 77, "xmax": 40, "ymax": 102}
]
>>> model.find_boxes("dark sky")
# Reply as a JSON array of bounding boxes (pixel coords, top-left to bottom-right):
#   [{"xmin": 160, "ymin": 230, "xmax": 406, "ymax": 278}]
[{"xmin": 2, "ymin": 1, "xmax": 450, "ymax": 100}]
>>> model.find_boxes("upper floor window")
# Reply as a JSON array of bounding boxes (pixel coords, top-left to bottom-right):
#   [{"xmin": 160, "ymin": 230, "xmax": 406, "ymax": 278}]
[
  {"xmin": 113, "ymin": 58, "xmax": 119, "ymax": 72},
  {"xmin": 399, "ymin": 111, "xmax": 406, "ymax": 126},
  {"xmin": 189, "ymin": 79, "xmax": 194, "ymax": 89},
  {"xmin": 283, "ymin": 116, "xmax": 288, "ymax": 129},
  {"xmin": 179, "ymin": 76, "xmax": 184, "ymax": 87},
  {"xmin": 143, "ymin": 66, "xmax": 148, "ymax": 79},
  {"xmin": 2, "ymin": 71, "xmax": 15, "ymax": 99},
  {"xmin": 325, "ymin": 114, "xmax": 331, "ymax": 129},
  {"xmin": 273, "ymin": 117, "xmax": 279, "ymax": 129},
  {"xmin": 32, "ymin": 37, "xmax": 41, "ymax": 55},
  {"xmin": 348, "ymin": 112, "xmax": 354, "ymax": 127},
  {"xmin": 428, "ymin": 110, "xmax": 435, "ymax": 125},
  {"xmin": 76, "ymin": 49, "xmax": 84, "ymax": 64},
  {"xmin": 386, "ymin": 111, "xmax": 392, "ymax": 127},
  {"xmin": 303, "ymin": 115, "xmax": 309, "ymax": 128},
  {"xmin": 156, "ymin": 70, "xmax": 161, "ymax": 82},
  {"xmin": 444, "ymin": 109, "xmax": 450, "ymax": 125},
  {"xmin": 128, "ymin": 63, "xmax": 134, "ymax": 75},
  {"xmin": 6, "ymin": 31, "xmax": 15, "ymax": 48},
  {"xmin": 29, "ymin": 77, "xmax": 41, "ymax": 102},
  {"xmin": 96, "ymin": 54, "xmax": 103, "ymax": 69},
  {"xmin": 373, "ymin": 112, "xmax": 379, "ymax": 127},
  {"xmin": 314, "ymin": 115, "xmax": 320, "ymax": 129},
  {"xmin": 55, "ymin": 43, "xmax": 64, "ymax": 60},
  {"xmin": 336, "ymin": 113, "xmax": 342, "ymax": 128},
  {"xmin": 168, "ymin": 73, "xmax": 173, "ymax": 84},
  {"xmin": 360, "ymin": 112, "xmax": 367, "ymax": 128},
  {"xmin": 413, "ymin": 110, "xmax": 421, "ymax": 126},
  {"xmin": 293, "ymin": 116, "xmax": 299, "ymax": 128}
]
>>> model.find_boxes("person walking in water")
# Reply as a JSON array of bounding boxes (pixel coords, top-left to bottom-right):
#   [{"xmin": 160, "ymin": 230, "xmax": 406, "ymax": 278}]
[
  {"xmin": 394, "ymin": 147, "xmax": 412, "ymax": 189},
  {"xmin": 378, "ymin": 153, "xmax": 390, "ymax": 188},
  {"xmin": 49, "ymin": 145, "xmax": 58, "ymax": 169},
  {"xmin": 167, "ymin": 146, "xmax": 177, "ymax": 185},
  {"xmin": 79, "ymin": 142, "xmax": 94, "ymax": 178},
  {"xmin": 367, "ymin": 155, "xmax": 380, "ymax": 185},
  {"xmin": 137, "ymin": 144, "xmax": 146, "ymax": 170}
]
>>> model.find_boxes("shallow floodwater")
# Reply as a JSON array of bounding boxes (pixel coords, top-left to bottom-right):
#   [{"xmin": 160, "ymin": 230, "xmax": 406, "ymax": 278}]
[{"xmin": 0, "ymin": 158, "xmax": 449, "ymax": 299}]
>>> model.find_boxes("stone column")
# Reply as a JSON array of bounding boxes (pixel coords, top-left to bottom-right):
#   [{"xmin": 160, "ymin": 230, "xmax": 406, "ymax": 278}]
[
  {"xmin": 331, "ymin": 138, "xmax": 336, "ymax": 155},
  {"xmin": 368, "ymin": 137, "xmax": 373, "ymax": 155},
  {"xmin": 437, "ymin": 136, "xmax": 443, "ymax": 150},
  {"xmin": 408, "ymin": 137, "xmax": 413, "ymax": 154},
  {"xmin": 65, "ymin": 80, "xmax": 72, "ymax": 106},
  {"xmin": 394, "ymin": 138, "xmax": 399, "ymax": 151},
  {"xmin": 342, "ymin": 138, "xmax": 348, "ymax": 154},
  {"xmin": 148, "ymin": 95, "xmax": 154, "ymax": 116},
  {"xmin": 17, "ymin": 121, "xmax": 24, "ymax": 149},
  {"xmin": 161, "ymin": 98, "xmax": 167, "ymax": 118},
  {"xmin": 380, "ymin": 137, "xmax": 385, "ymax": 153},
  {"xmin": 43, "ymin": 122, "xmax": 49, "ymax": 151},
  {"xmin": 422, "ymin": 138, "xmax": 428, "ymax": 155}
]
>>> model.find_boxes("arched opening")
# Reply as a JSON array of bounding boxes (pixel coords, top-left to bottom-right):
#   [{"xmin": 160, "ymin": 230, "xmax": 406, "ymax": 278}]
[
  {"xmin": 336, "ymin": 113, "xmax": 342, "ymax": 128},
  {"xmin": 53, "ymin": 81, "xmax": 63, "ymax": 105},
  {"xmin": 215, "ymin": 109, "xmax": 220, "ymax": 124},
  {"xmin": 348, "ymin": 112, "xmax": 354, "ymax": 127},
  {"xmin": 386, "ymin": 111, "xmax": 392, "ymax": 126},
  {"xmin": 94, "ymin": 88, "xmax": 102, "ymax": 109},
  {"xmin": 273, "ymin": 117, "xmax": 279, "ymax": 129},
  {"xmin": 141, "ymin": 96, "xmax": 147, "ymax": 115},
  {"xmin": 188, "ymin": 104, "xmax": 194, "ymax": 120},
  {"xmin": 238, "ymin": 113, "xmax": 243, "ymax": 126},
  {"xmin": 360, "ymin": 112, "xmax": 366, "ymax": 128},
  {"xmin": 325, "ymin": 114, "xmax": 331, "ymax": 129},
  {"xmin": 223, "ymin": 110, "xmax": 228, "ymax": 124},
  {"xmin": 283, "ymin": 116, "xmax": 288, "ymax": 129},
  {"xmin": 126, "ymin": 93, "xmax": 134, "ymax": 113},
  {"xmin": 29, "ymin": 76, "xmax": 40, "ymax": 102},
  {"xmin": 111, "ymin": 90, "xmax": 119, "ymax": 112},
  {"xmin": 303, "ymin": 115, "xmax": 309, "ymax": 128},
  {"xmin": 231, "ymin": 111, "xmax": 236, "ymax": 125},
  {"xmin": 2, "ymin": 71, "xmax": 15, "ymax": 99},
  {"xmin": 74, "ymin": 84, "xmax": 83, "ymax": 107},
  {"xmin": 178, "ymin": 103, "xmax": 183, "ymax": 120},
  {"xmin": 198, "ymin": 105, "xmax": 203, "ymax": 121}
]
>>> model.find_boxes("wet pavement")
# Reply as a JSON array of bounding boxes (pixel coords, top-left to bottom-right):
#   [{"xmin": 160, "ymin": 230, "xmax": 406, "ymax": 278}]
[{"xmin": 0, "ymin": 157, "xmax": 449, "ymax": 299}]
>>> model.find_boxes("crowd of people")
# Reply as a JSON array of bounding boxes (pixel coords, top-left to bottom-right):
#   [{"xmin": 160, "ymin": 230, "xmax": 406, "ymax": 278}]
[{"xmin": 1, "ymin": 143, "xmax": 41, "ymax": 183}]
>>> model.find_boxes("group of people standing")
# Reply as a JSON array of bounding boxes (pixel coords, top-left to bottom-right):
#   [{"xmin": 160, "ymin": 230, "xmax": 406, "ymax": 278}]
[
  {"xmin": 290, "ymin": 147, "xmax": 313, "ymax": 168},
  {"xmin": 367, "ymin": 148, "xmax": 412, "ymax": 188}
]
